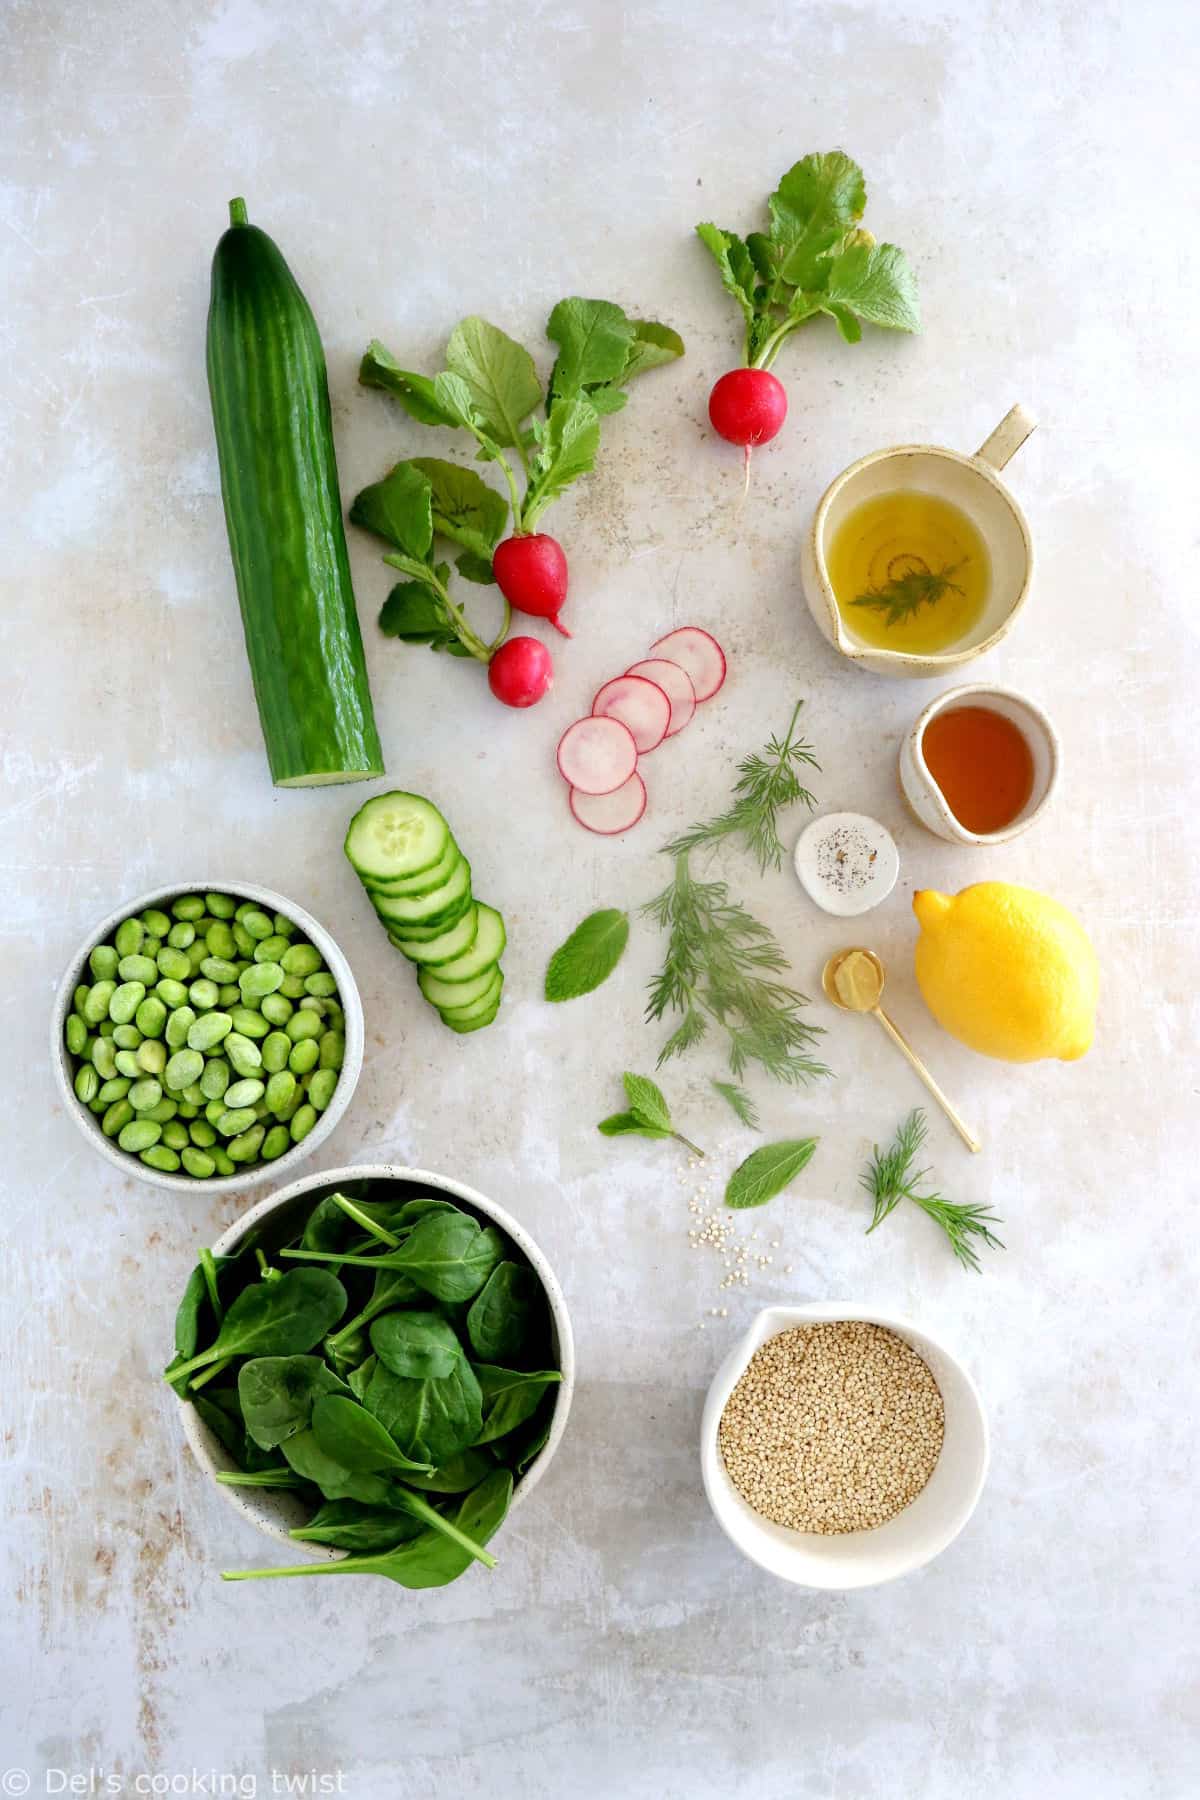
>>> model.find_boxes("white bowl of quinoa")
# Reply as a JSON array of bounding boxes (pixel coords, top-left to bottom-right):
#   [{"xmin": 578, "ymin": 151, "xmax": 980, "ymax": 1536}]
[{"xmin": 701, "ymin": 1301, "xmax": 988, "ymax": 1588}]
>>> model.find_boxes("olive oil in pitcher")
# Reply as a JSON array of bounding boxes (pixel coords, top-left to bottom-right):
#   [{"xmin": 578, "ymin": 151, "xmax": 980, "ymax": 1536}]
[{"xmin": 829, "ymin": 490, "xmax": 990, "ymax": 655}]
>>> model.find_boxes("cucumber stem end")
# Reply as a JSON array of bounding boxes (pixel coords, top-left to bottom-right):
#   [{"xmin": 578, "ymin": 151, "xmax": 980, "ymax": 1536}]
[{"xmin": 228, "ymin": 197, "xmax": 248, "ymax": 226}]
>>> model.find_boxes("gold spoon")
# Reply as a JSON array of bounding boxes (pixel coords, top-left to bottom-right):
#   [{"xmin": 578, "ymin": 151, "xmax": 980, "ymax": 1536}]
[{"xmin": 822, "ymin": 947, "xmax": 982, "ymax": 1154}]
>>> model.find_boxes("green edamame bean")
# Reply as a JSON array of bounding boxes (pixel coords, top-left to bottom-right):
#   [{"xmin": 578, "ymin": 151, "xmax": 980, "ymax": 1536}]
[
  {"xmin": 115, "ymin": 918, "xmax": 144, "ymax": 959},
  {"xmin": 97, "ymin": 1019, "xmax": 116, "ymax": 1037},
  {"xmin": 65, "ymin": 1014, "xmax": 88, "ymax": 1056},
  {"xmin": 228, "ymin": 1125, "xmax": 266, "ymax": 1164},
  {"xmin": 231, "ymin": 922, "xmax": 255, "ymax": 957},
  {"xmin": 200, "ymin": 1058, "xmax": 231, "ymax": 1100},
  {"xmin": 89, "ymin": 944, "xmax": 119, "ymax": 981},
  {"xmin": 161, "ymin": 1120, "xmax": 189, "ymax": 1150},
  {"xmin": 74, "ymin": 1065, "xmax": 100, "ymax": 1104},
  {"xmin": 289, "ymin": 1103, "xmax": 317, "ymax": 1144},
  {"xmin": 261, "ymin": 1125, "xmax": 291, "ymax": 1161},
  {"xmin": 216, "ymin": 1105, "xmax": 257, "ymax": 1137},
  {"xmin": 114, "ymin": 1050, "xmax": 143, "ymax": 1079},
  {"xmin": 140, "ymin": 1145, "xmax": 180, "ymax": 1172},
  {"xmin": 136, "ymin": 1038, "xmax": 166, "ymax": 1077},
  {"xmin": 253, "ymin": 934, "xmax": 290, "ymax": 964},
  {"xmin": 164, "ymin": 1047, "xmax": 204, "ymax": 1092},
  {"xmin": 187, "ymin": 1011, "xmax": 231, "ymax": 1053},
  {"xmin": 109, "ymin": 980, "xmax": 146, "ymax": 1025},
  {"xmin": 165, "ymin": 1006, "xmax": 196, "ymax": 1049},
  {"xmin": 274, "ymin": 913, "xmax": 297, "ymax": 939},
  {"xmin": 135, "ymin": 996, "xmax": 167, "ymax": 1038},
  {"xmin": 128, "ymin": 1078, "xmax": 163, "ymax": 1112},
  {"xmin": 200, "ymin": 955, "xmax": 238, "ymax": 983},
  {"xmin": 298, "ymin": 997, "xmax": 326, "ymax": 1017},
  {"xmin": 91, "ymin": 1036, "xmax": 118, "ymax": 1080},
  {"xmin": 217, "ymin": 983, "xmax": 240, "ymax": 1008},
  {"xmin": 119, "ymin": 1118, "xmax": 163, "ymax": 1153},
  {"xmin": 240, "ymin": 961, "xmax": 284, "ymax": 1001},
  {"xmin": 118, "ymin": 954, "xmax": 158, "ymax": 984},
  {"xmin": 188, "ymin": 1119, "xmax": 216, "ymax": 1148},
  {"xmin": 264, "ymin": 1069, "xmax": 296, "ymax": 1114},
  {"xmin": 96, "ymin": 1077, "xmax": 131, "ymax": 1106},
  {"xmin": 145, "ymin": 1098, "xmax": 178, "ymax": 1124},
  {"xmin": 171, "ymin": 894, "xmax": 205, "ymax": 921},
  {"xmin": 225, "ymin": 1032, "xmax": 262, "ymax": 1077},
  {"xmin": 83, "ymin": 981, "xmax": 116, "ymax": 1025},
  {"xmin": 229, "ymin": 1007, "xmax": 269, "ymax": 1040},
  {"xmin": 205, "ymin": 922, "xmax": 238, "ymax": 960},
  {"xmin": 308, "ymin": 1068, "xmax": 338, "ymax": 1112},
  {"xmin": 304, "ymin": 972, "xmax": 339, "ymax": 998},
  {"xmin": 140, "ymin": 908, "xmax": 170, "ymax": 937},
  {"xmin": 205, "ymin": 892, "xmax": 236, "ymax": 919},
  {"xmin": 280, "ymin": 943, "xmax": 322, "ymax": 978},
  {"xmin": 318, "ymin": 1032, "xmax": 345, "ymax": 1072},
  {"xmin": 211, "ymin": 1147, "xmax": 236, "ymax": 1176},
  {"xmin": 167, "ymin": 921, "xmax": 195, "ymax": 949},
  {"xmin": 260, "ymin": 992, "xmax": 293, "ymax": 1026},
  {"xmin": 143, "ymin": 936, "xmax": 163, "ymax": 959},
  {"xmin": 155, "ymin": 978, "xmax": 188, "ymax": 1009},
  {"xmin": 181, "ymin": 1083, "xmax": 206, "ymax": 1106},
  {"xmin": 261, "ymin": 1031, "xmax": 290, "ymax": 1073},
  {"xmin": 157, "ymin": 946, "xmax": 191, "ymax": 982},
  {"xmin": 237, "ymin": 908, "xmax": 273, "ymax": 940},
  {"xmin": 204, "ymin": 1098, "xmax": 227, "ymax": 1127},
  {"xmin": 102, "ymin": 1098, "xmax": 134, "ymax": 1137},
  {"xmin": 186, "ymin": 940, "xmax": 209, "ymax": 972},
  {"xmin": 181, "ymin": 1147, "xmax": 216, "ymax": 1179},
  {"xmin": 112, "ymin": 1024, "xmax": 141, "ymax": 1050},
  {"xmin": 224, "ymin": 1077, "xmax": 265, "ymax": 1109},
  {"xmin": 73, "ymin": 983, "xmax": 92, "ymax": 1016},
  {"xmin": 279, "ymin": 973, "xmax": 305, "ymax": 999},
  {"xmin": 285, "ymin": 1010, "xmax": 322, "ymax": 1043},
  {"xmin": 189, "ymin": 978, "xmax": 220, "ymax": 1011},
  {"xmin": 288, "ymin": 1038, "xmax": 319, "ymax": 1077}
]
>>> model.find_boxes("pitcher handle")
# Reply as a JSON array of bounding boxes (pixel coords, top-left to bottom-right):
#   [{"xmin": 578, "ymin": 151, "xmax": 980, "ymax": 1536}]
[{"xmin": 975, "ymin": 404, "xmax": 1036, "ymax": 471}]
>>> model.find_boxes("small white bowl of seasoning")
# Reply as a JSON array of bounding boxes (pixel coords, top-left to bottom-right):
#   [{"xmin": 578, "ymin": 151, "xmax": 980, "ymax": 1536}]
[
  {"xmin": 700, "ymin": 1302, "xmax": 989, "ymax": 1589},
  {"xmin": 794, "ymin": 812, "xmax": 899, "ymax": 916}
]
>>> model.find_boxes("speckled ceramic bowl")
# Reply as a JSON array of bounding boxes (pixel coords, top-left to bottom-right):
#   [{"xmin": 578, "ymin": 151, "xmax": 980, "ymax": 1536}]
[
  {"xmin": 701, "ymin": 1302, "xmax": 988, "ymax": 1589},
  {"xmin": 899, "ymin": 682, "xmax": 1060, "ymax": 844},
  {"xmin": 181, "ymin": 1162, "xmax": 575, "ymax": 1561},
  {"xmin": 51, "ymin": 880, "xmax": 363, "ymax": 1195}
]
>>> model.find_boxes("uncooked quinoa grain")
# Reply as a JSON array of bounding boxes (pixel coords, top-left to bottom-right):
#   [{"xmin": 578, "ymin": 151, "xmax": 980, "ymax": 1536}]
[{"xmin": 718, "ymin": 1321, "xmax": 944, "ymax": 1534}]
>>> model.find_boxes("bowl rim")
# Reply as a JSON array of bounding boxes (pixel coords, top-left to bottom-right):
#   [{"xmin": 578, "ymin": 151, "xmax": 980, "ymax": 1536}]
[
  {"xmin": 904, "ymin": 681, "xmax": 1061, "ymax": 845},
  {"xmin": 179, "ymin": 1160, "xmax": 576, "ymax": 1556},
  {"xmin": 51, "ymin": 879, "xmax": 364, "ymax": 1196},
  {"xmin": 700, "ymin": 1300, "xmax": 989, "ymax": 1590},
  {"xmin": 808, "ymin": 441, "xmax": 1035, "ymax": 670}
]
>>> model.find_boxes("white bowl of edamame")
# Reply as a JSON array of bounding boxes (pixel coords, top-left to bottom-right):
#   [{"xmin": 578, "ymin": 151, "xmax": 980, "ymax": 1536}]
[{"xmin": 52, "ymin": 881, "xmax": 364, "ymax": 1194}]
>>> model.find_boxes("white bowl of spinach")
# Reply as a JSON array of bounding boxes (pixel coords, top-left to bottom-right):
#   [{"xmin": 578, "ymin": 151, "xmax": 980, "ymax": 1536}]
[{"xmin": 169, "ymin": 1163, "xmax": 574, "ymax": 1589}]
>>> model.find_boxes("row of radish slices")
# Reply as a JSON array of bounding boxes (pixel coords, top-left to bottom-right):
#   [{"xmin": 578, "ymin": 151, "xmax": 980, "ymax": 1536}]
[{"xmin": 555, "ymin": 627, "xmax": 727, "ymax": 834}]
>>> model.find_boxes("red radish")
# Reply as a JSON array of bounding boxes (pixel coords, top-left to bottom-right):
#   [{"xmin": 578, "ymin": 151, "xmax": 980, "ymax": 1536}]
[
  {"xmin": 487, "ymin": 635, "xmax": 553, "ymax": 707},
  {"xmin": 570, "ymin": 771, "xmax": 647, "ymax": 835},
  {"xmin": 707, "ymin": 368, "xmax": 788, "ymax": 448},
  {"xmin": 592, "ymin": 674, "xmax": 671, "ymax": 753},
  {"xmin": 648, "ymin": 626, "xmax": 727, "ymax": 703},
  {"xmin": 556, "ymin": 715, "xmax": 638, "ymax": 795},
  {"xmin": 493, "ymin": 534, "xmax": 570, "ymax": 636},
  {"xmin": 625, "ymin": 658, "xmax": 696, "ymax": 737}
]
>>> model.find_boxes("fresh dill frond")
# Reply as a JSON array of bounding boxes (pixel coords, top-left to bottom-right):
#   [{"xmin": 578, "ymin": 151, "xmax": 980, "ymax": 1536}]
[
  {"xmin": 711, "ymin": 1080, "xmax": 760, "ymax": 1130},
  {"xmin": 644, "ymin": 854, "xmax": 829, "ymax": 1086},
  {"xmin": 850, "ymin": 560, "xmax": 965, "ymax": 628},
  {"xmin": 663, "ymin": 698, "xmax": 820, "ymax": 873},
  {"xmin": 860, "ymin": 1108, "xmax": 1004, "ymax": 1273}
]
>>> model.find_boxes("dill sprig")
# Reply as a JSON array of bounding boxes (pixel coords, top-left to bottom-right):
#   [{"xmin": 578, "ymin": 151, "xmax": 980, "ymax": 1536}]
[
  {"xmin": 663, "ymin": 699, "xmax": 819, "ymax": 874},
  {"xmin": 850, "ymin": 560, "xmax": 965, "ymax": 628},
  {"xmin": 861, "ymin": 1109, "xmax": 1004, "ymax": 1273},
  {"xmin": 711, "ymin": 1080, "xmax": 760, "ymax": 1129},
  {"xmin": 644, "ymin": 854, "xmax": 829, "ymax": 1085}
]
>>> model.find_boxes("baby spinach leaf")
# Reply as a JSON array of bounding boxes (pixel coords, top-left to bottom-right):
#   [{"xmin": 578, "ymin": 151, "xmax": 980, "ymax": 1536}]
[
  {"xmin": 325, "ymin": 1265, "xmax": 422, "ymax": 1360},
  {"xmin": 281, "ymin": 1211, "xmax": 497, "ymax": 1304},
  {"xmin": 359, "ymin": 340, "xmax": 464, "ymax": 427},
  {"xmin": 445, "ymin": 316, "xmax": 543, "ymax": 448},
  {"xmin": 192, "ymin": 1392, "xmax": 248, "ymax": 1464},
  {"xmin": 290, "ymin": 1499, "xmax": 426, "ymax": 1554},
  {"xmin": 165, "ymin": 1268, "xmax": 347, "ymax": 1384},
  {"xmin": 280, "ymin": 1427, "xmax": 397, "ymax": 1506},
  {"xmin": 370, "ymin": 1310, "xmax": 463, "ymax": 1380},
  {"xmin": 237, "ymin": 1356, "xmax": 351, "ymax": 1451},
  {"xmin": 545, "ymin": 908, "xmax": 629, "ymax": 1002},
  {"xmin": 466, "ymin": 1263, "xmax": 542, "ymax": 1365},
  {"xmin": 311, "ymin": 1394, "xmax": 434, "ymax": 1476},
  {"xmin": 347, "ymin": 1354, "xmax": 376, "ymax": 1401},
  {"xmin": 362, "ymin": 1356, "xmax": 483, "ymax": 1469},
  {"xmin": 472, "ymin": 1366, "xmax": 563, "ymax": 1446},
  {"xmin": 349, "ymin": 462, "xmax": 434, "ymax": 560},
  {"xmin": 725, "ymin": 1137, "xmax": 819, "ymax": 1209},
  {"xmin": 399, "ymin": 1448, "xmax": 494, "ymax": 1494},
  {"xmin": 510, "ymin": 1392, "xmax": 557, "ymax": 1475}
]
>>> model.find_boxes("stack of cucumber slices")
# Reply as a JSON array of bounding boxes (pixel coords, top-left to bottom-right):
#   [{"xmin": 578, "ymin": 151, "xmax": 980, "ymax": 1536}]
[{"xmin": 344, "ymin": 792, "xmax": 507, "ymax": 1034}]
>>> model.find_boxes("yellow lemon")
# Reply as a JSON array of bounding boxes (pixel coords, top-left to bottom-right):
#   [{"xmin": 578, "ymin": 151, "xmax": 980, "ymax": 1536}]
[{"xmin": 912, "ymin": 883, "xmax": 1098, "ymax": 1063}]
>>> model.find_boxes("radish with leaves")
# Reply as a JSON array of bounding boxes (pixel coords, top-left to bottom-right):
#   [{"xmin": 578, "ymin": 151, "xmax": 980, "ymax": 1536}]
[{"xmin": 697, "ymin": 151, "xmax": 919, "ymax": 464}]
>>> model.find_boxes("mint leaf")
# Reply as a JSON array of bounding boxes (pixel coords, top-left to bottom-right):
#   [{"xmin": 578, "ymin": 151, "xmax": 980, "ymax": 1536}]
[
  {"xmin": 597, "ymin": 1111, "xmax": 672, "ymax": 1141},
  {"xmin": 819, "ymin": 241, "xmax": 920, "ymax": 336},
  {"xmin": 725, "ymin": 1138, "xmax": 818, "ymax": 1210},
  {"xmin": 445, "ymin": 317, "xmax": 542, "ymax": 449},
  {"xmin": 545, "ymin": 908, "xmax": 629, "ymax": 1002},
  {"xmin": 547, "ymin": 298, "xmax": 634, "ymax": 403},
  {"xmin": 770, "ymin": 152, "xmax": 866, "ymax": 289},
  {"xmin": 350, "ymin": 464, "xmax": 434, "ymax": 559},
  {"xmin": 409, "ymin": 457, "xmax": 508, "ymax": 560},
  {"xmin": 523, "ymin": 397, "xmax": 601, "ymax": 528},
  {"xmin": 358, "ymin": 341, "xmax": 462, "ymax": 427},
  {"xmin": 711, "ymin": 1081, "xmax": 759, "ymax": 1130},
  {"xmin": 622, "ymin": 1072, "xmax": 673, "ymax": 1134}
]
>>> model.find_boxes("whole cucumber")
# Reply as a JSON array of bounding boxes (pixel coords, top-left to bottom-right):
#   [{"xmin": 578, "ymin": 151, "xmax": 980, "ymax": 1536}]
[{"xmin": 207, "ymin": 198, "xmax": 385, "ymax": 787}]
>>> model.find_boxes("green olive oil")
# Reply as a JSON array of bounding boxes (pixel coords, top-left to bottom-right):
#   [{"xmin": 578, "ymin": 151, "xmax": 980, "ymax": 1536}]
[{"xmin": 828, "ymin": 489, "xmax": 990, "ymax": 654}]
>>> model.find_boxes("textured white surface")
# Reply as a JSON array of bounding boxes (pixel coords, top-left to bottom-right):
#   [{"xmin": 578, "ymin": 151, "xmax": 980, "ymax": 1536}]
[{"xmin": 2, "ymin": 1, "xmax": 1197, "ymax": 1795}]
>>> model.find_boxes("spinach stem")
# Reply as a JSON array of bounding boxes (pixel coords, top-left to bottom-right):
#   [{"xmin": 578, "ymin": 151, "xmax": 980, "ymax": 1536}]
[{"xmin": 332, "ymin": 1195, "xmax": 401, "ymax": 1248}]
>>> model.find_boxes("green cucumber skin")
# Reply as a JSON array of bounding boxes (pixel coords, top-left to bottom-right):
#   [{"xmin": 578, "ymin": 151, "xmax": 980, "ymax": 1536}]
[{"xmin": 207, "ymin": 205, "xmax": 385, "ymax": 787}]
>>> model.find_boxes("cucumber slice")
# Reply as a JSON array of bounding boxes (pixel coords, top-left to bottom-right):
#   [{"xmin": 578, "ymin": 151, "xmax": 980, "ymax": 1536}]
[
  {"xmin": 419, "ymin": 903, "xmax": 505, "ymax": 983},
  {"xmin": 371, "ymin": 856, "xmax": 471, "ymax": 927},
  {"xmin": 420, "ymin": 961, "xmax": 500, "ymax": 1011},
  {"xmin": 442, "ymin": 996, "xmax": 502, "ymax": 1034},
  {"xmin": 391, "ymin": 906, "xmax": 479, "ymax": 967},
  {"xmin": 363, "ymin": 835, "xmax": 460, "ymax": 897},
  {"xmin": 345, "ymin": 792, "xmax": 449, "ymax": 882},
  {"xmin": 439, "ymin": 972, "xmax": 503, "ymax": 1029}
]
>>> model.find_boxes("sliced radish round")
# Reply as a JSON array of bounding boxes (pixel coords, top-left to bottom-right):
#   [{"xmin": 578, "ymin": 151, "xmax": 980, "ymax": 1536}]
[
  {"xmin": 648, "ymin": 626, "xmax": 727, "ymax": 703},
  {"xmin": 592, "ymin": 674, "xmax": 671, "ymax": 753},
  {"xmin": 625, "ymin": 659, "xmax": 696, "ymax": 737},
  {"xmin": 569, "ymin": 771, "xmax": 647, "ymax": 835},
  {"xmin": 556, "ymin": 715, "xmax": 638, "ymax": 795}
]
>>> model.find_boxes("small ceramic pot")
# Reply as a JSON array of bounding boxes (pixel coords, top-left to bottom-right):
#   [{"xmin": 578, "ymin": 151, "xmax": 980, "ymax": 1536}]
[
  {"xmin": 900, "ymin": 683, "xmax": 1060, "ymax": 844},
  {"xmin": 801, "ymin": 405, "xmax": 1036, "ymax": 678}
]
